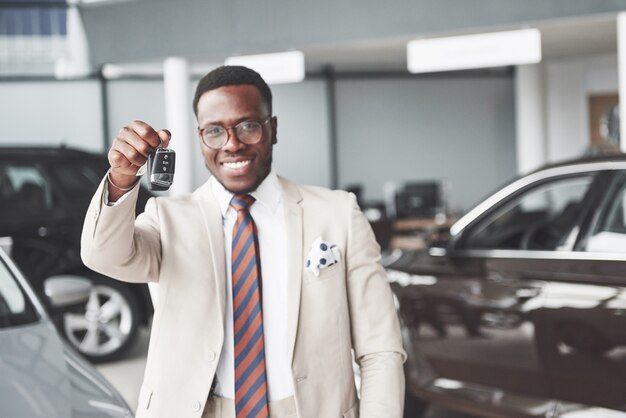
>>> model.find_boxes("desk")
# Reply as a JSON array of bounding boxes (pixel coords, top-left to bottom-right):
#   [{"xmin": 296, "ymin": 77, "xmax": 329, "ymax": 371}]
[{"xmin": 389, "ymin": 216, "xmax": 456, "ymax": 250}]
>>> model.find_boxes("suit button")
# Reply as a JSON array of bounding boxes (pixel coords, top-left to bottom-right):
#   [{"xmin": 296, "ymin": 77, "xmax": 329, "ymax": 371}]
[
  {"xmin": 193, "ymin": 401, "xmax": 202, "ymax": 412},
  {"xmin": 208, "ymin": 351, "xmax": 216, "ymax": 361},
  {"xmin": 93, "ymin": 209, "xmax": 99, "ymax": 219}
]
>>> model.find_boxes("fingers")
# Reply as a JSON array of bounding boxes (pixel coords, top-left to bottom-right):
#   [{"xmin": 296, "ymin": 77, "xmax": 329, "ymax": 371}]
[
  {"xmin": 108, "ymin": 121, "xmax": 171, "ymax": 175},
  {"xmin": 110, "ymin": 137, "xmax": 147, "ymax": 168},
  {"xmin": 158, "ymin": 129, "xmax": 172, "ymax": 149}
]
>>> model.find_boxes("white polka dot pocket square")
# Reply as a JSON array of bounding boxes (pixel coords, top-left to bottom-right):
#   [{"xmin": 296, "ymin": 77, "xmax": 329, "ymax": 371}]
[{"xmin": 306, "ymin": 237, "xmax": 341, "ymax": 277}]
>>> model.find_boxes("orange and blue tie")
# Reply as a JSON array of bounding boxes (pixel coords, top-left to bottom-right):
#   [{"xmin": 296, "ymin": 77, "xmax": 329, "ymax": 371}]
[{"xmin": 230, "ymin": 195, "xmax": 269, "ymax": 418}]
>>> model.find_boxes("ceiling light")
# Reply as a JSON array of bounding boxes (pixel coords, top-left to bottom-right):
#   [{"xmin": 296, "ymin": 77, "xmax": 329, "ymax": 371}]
[
  {"xmin": 407, "ymin": 28, "xmax": 541, "ymax": 74},
  {"xmin": 225, "ymin": 50, "xmax": 305, "ymax": 84},
  {"xmin": 77, "ymin": 0, "xmax": 138, "ymax": 5}
]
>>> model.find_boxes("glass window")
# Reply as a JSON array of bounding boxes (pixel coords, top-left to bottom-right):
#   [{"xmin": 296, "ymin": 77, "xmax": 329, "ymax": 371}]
[
  {"xmin": 0, "ymin": 258, "xmax": 39, "ymax": 328},
  {"xmin": 463, "ymin": 176, "xmax": 593, "ymax": 250},
  {"xmin": 586, "ymin": 175, "xmax": 626, "ymax": 253}
]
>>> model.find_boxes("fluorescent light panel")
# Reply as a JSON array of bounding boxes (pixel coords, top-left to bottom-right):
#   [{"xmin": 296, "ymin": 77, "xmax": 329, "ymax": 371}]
[
  {"xmin": 225, "ymin": 50, "xmax": 305, "ymax": 84},
  {"xmin": 101, "ymin": 62, "xmax": 223, "ymax": 79},
  {"xmin": 407, "ymin": 28, "xmax": 541, "ymax": 74}
]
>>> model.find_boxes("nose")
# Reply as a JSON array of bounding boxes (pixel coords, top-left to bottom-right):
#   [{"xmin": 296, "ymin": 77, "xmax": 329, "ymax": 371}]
[{"xmin": 221, "ymin": 127, "xmax": 245, "ymax": 152}]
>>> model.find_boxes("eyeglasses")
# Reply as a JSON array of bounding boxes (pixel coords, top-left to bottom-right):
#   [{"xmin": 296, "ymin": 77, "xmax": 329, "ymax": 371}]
[{"xmin": 198, "ymin": 117, "xmax": 271, "ymax": 149}]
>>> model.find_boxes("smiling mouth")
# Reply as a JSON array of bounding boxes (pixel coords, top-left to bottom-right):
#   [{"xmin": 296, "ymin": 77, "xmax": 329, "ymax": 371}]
[{"xmin": 222, "ymin": 160, "xmax": 252, "ymax": 170}]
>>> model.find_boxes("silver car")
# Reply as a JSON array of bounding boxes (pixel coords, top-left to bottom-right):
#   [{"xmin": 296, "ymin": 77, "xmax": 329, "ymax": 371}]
[{"xmin": 0, "ymin": 243, "xmax": 133, "ymax": 418}]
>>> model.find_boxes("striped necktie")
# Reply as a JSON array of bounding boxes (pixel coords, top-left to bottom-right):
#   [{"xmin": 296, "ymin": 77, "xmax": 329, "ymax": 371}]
[{"xmin": 230, "ymin": 194, "xmax": 269, "ymax": 418}]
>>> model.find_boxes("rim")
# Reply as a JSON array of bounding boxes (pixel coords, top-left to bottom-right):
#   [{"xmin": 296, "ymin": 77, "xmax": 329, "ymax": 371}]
[{"xmin": 63, "ymin": 284, "xmax": 133, "ymax": 357}]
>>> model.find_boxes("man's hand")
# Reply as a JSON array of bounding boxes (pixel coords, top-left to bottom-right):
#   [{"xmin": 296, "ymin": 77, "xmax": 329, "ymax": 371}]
[{"xmin": 107, "ymin": 120, "xmax": 171, "ymax": 200}]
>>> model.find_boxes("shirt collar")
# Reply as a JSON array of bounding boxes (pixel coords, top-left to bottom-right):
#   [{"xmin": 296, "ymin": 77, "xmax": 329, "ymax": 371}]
[{"xmin": 210, "ymin": 171, "xmax": 282, "ymax": 217}]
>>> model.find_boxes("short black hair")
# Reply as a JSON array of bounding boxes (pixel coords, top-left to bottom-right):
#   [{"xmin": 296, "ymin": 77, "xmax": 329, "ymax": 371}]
[{"xmin": 192, "ymin": 65, "xmax": 273, "ymax": 116}]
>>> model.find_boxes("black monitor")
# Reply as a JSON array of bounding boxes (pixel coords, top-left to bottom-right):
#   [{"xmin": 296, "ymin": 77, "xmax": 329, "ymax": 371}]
[{"xmin": 394, "ymin": 181, "xmax": 444, "ymax": 218}]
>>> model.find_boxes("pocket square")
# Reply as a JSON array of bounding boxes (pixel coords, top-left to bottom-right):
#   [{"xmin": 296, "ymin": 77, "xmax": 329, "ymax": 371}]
[{"xmin": 306, "ymin": 237, "xmax": 341, "ymax": 277}]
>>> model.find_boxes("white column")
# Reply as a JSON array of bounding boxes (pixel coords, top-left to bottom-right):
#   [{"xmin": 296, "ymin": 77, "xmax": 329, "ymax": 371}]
[
  {"xmin": 618, "ymin": 13, "xmax": 626, "ymax": 152},
  {"xmin": 515, "ymin": 64, "xmax": 546, "ymax": 175},
  {"xmin": 163, "ymin": 57, "xmax": 194, "ymax": 195}
]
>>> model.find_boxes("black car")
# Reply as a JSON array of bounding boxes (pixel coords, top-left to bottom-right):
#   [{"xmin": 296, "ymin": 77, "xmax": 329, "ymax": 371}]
[
  {"xmin": 387, "ymin": 154, "xmax": 626, "ymax": 417},
  {"xmin": 0, "ymin": 146, "xmax": 154, "ymax": 362}
]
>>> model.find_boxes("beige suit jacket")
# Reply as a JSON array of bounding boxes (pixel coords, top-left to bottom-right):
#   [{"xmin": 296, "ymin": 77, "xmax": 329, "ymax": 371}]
[{"xmin": 81, "ymin": 175, "xmax": 406, "ymax": 418}]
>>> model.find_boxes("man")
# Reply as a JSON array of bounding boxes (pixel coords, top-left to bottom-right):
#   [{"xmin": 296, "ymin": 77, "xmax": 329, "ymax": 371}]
[{"xmin": 81, "ymin": 65, "xmax": 405, "ymax": 418}]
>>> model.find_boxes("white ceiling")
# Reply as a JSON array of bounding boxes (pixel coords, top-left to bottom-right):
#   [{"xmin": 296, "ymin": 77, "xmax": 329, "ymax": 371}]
[
  {"xmin": 297, "ymin": 14, "xmax": 618, "ymax": 73},
  {"xmin": 100, "ymin": 13, "xmax": 620, "ymax": 77}
]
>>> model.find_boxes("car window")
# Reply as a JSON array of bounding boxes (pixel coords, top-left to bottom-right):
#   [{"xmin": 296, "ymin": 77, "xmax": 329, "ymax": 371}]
[
  {"xmin": 463, "ymin": 175, "xmax": 593, "ymax": 250},
  {"xmin": 586, "ymin": 174, "xmax": 626, "ymax": 253},
  {"xmin": 0, "ymin": 258, "xmax": 39, "ymax": 328},
  {"xmin": 0, "ymin": 163, "xmax": 55, "ymax": 219}
]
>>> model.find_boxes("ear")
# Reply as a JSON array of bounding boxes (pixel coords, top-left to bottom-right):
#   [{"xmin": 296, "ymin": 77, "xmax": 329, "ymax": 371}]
[
  {"xmin": 270, "ymin": 116, "xmax": 278, "ymax": 145},
  {"xmin": 197, "ymin": 127, "xmax": 206, "ymax": 146}
]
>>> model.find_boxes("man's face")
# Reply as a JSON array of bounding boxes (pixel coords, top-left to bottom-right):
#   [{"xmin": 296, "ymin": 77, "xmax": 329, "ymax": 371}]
[{"xmin": 196, "ymin": 85, "xmax": 277, "ymax": 194}]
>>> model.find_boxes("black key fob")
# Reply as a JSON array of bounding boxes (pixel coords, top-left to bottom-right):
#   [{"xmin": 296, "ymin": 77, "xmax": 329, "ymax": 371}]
[{"xmin": 147, "ymin": 148, "xmax": 175, "ymax": 191}]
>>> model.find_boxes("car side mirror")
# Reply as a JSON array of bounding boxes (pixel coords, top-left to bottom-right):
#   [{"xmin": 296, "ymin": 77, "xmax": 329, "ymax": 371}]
[{"xmin": 44, "ymin": 275, "xmax": 92, "ymax": 308}]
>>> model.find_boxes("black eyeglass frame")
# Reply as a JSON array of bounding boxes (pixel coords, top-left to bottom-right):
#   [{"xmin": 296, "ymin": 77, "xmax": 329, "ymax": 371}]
[{"xmin": 198, "ymin": 117, "xmax": 272, "ymax": 149}]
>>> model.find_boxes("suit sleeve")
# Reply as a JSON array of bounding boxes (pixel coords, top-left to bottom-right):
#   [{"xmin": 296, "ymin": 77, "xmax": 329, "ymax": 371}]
[
  {"xmin": 345, "ymin": 193, "xmax": 407, "ymax": 417},
  {"xmin": 81, "ymin": 175, "xmax": 162, "ymax": 283}
]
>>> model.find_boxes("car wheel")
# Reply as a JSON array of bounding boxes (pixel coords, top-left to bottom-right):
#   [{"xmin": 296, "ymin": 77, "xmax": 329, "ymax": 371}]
[{"xmin": 62, "ymin": 273, "xmax": 140, "ymax": 363}]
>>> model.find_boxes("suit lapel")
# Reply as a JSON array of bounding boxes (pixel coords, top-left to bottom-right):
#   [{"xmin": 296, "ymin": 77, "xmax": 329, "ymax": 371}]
[
  {"xmin": 280, "ymin": 177, "xmax": 303, "ymax": 367},
  {"xmin": 194, "ymin": 177, "xmax": 303, "ymax": 366},
  {"xmin": 194, "ymin": 180, "xmax": 227, "ymax": 325}
]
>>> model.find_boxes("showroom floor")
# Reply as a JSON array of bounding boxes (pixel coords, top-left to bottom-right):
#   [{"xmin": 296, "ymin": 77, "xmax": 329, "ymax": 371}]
[{"xmin": 96, "ymin": 330, "xmax": 475, "ymax": 418}]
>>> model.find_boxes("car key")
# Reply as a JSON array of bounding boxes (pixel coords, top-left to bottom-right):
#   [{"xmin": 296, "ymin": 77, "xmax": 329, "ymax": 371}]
[{"xmin": 147, "ymin": 147, "xmax": 176, "ymax": 191}]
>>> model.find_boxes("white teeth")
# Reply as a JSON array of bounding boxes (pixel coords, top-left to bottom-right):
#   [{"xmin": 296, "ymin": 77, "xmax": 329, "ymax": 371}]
[{"xmin": 223, "ymin": 160, "xmax": 251, "ymax": 169}]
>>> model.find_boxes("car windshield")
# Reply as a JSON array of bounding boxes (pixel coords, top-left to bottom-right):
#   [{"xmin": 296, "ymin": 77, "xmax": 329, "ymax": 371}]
[{"xmin": 0, "ymin": 256, "xmax": 39, "ymax": 328}]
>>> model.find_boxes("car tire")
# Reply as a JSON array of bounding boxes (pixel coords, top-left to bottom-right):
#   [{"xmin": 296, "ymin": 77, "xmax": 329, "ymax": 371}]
[{"xmin": 61, "ymin": 272, "xmax": 140, "ymax": 363}]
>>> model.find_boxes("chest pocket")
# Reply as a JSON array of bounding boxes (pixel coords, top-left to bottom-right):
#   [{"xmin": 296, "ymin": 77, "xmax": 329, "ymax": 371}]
[{"xmin": 304, "ymin": 262, "xmax": 343, "ymax": 284}]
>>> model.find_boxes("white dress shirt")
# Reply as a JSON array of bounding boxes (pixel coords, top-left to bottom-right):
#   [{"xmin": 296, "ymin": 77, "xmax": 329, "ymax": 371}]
[{"xmin": 210, "ymin": 171, "xmax": 294, "ymax": 401}]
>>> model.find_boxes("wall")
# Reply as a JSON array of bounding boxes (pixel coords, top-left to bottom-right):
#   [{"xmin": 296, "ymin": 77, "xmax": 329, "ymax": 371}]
[
  {"xmin": 106, "ymin": 80, "xmax": 167, "ymax": 141},
  {"xmin": 0, "ymin": 74, "xmax": 514, "ymax": 211},
  {"xmin": 3, "ymin": 53, "xmax": 614, "ymax": 212},
  {"xmin": 335, "ymin": 74, "xmax": 516, "ymax": 213},
  {"xmin": 0, "ymin": 77, "xmax": 330, "ymax": 191},
  {"xmin": 271, "ymin": 79, "xmax": 332, "ymax": 188},
  {"xmin": 545, "ymin": 53, "xmax": 619, "ymax": 162},
  {"xmin": 0, "ymin": 79, "xmax": 103, "ymax": 151}
]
